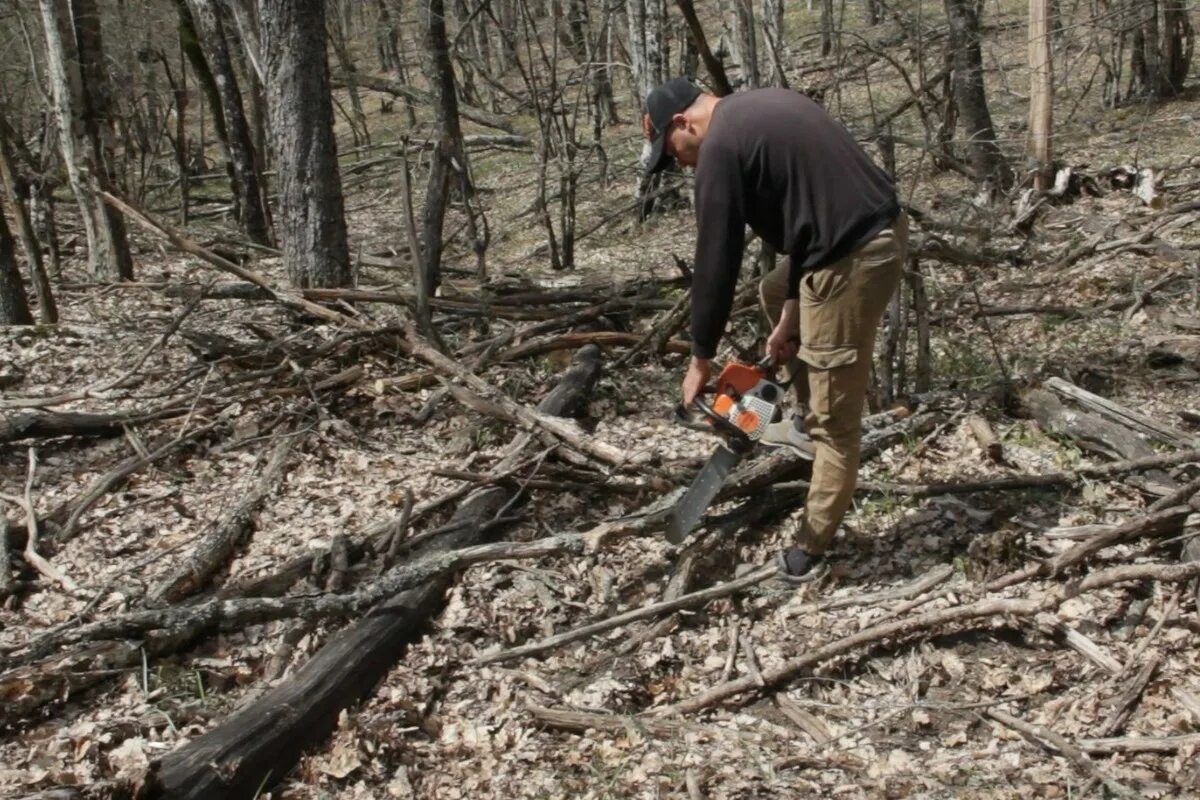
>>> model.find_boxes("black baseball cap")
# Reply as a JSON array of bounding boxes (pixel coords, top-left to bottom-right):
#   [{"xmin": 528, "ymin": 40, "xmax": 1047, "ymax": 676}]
[{"xmin": 644, "ymin": 77, "xmax": 702, "ymax": 175}]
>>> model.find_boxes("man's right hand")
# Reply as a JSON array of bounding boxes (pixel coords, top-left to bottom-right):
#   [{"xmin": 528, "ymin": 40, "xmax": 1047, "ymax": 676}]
[
  {"xmin": 766, "ymin": 298, "xmax": 800, "ymax": 365},
  {"xmin": 681, "ymin": 357, "xmax": 711, "ymax": 407}
]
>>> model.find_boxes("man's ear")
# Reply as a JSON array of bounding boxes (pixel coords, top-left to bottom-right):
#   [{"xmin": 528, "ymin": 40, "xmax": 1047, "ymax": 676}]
[{"xmin": 671, "ymin": 111, "xmax": 690, "ymax": 131}]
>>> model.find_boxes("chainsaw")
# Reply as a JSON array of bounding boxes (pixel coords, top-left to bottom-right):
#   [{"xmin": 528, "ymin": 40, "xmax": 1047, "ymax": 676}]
[{"xmin": 668, "ymin": 355, "xmax": 807, "ymax": 544}]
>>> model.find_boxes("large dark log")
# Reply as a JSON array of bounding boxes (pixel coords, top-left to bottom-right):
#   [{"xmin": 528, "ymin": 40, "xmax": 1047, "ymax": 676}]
[
  {"xmin": 0, "ymin": 408, "xmax": 182, "ymax": 445},
  {"xmin": 145, "ymin": 346, "xmax": 604, "ymax": 799}
]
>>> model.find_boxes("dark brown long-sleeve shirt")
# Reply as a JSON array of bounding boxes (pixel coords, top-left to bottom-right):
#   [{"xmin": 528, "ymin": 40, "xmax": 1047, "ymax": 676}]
[{"xmin": 690, "ymin": 88, "xmax": 898, "ymax": 359}]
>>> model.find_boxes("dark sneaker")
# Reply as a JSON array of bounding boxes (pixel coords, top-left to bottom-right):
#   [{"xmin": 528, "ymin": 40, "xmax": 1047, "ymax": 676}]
[{"xmin": 775, "ymin": 549, "xmax": 828, "ymax": 585}]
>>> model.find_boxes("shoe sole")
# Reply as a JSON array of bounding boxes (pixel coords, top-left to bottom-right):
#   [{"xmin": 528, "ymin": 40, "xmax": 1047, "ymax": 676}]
[{"xmin": 774, "ymin": 552, "xmax": 829, "ymax": 585}]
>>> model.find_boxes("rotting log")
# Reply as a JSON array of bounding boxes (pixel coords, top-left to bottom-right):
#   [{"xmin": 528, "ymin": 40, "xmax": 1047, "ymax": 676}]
[
  {"xmin": 0, "ymin": 407, "xmax": 183, "ymax": 445},
  {"xmin": 151, "ymin": 432, "xmax": 297, "ymax": 603},
  {"xmin": 1025, "ymin": 388, "xmax": 1178, "ymax": 494},
  {"xmin": 1044, "ymin": 377, "xmax": 1198, "ymax": 449},
  {"xmin": 143, "ymin": 346, "xmax": 605, "ymax": 799}
]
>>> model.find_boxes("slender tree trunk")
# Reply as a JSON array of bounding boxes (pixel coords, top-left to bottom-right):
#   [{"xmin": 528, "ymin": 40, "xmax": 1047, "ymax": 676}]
[
  {"xmin": 419, "ymin": 0, "xmax": 467, "ymax": 295},
  {"xmin": 733, "ymin": 0, "xmax": 759, "ymax": 86},
  {"xmin": 675, "ymin": 0, "xmax": 735, "ymax": 95},
  {"xmin": 1129, "ymin": 0, "xmax": 1193, "ymax": 97},
  {"xmin": 1028, "ymin": 0, "xmax": 1053, "ymax": 190},
  {"xmin": 185, "ymin": 0, "xmax": 272, "ymax": 245},
  {"xmin": 945, "ymin": 0, "xmax": 1012, "ymax": 190},
  {"xmin": 327, "ymin": 10, "xmax": 371, "ymax": 146},
  {"xmin": 0, "ymin": 197, "xmax": 34, "ymax": 326},
  {"xmin": 39, "ymin": 0, "xmax": 133, "ymax": 280},
  {"xmin": 258, "ymin": 0, "xmax": 352, "ymax": 288},
  {"xmin": 0, "ymin": 118, "xmax": 57, "ymax": 323},
  {"xmin": 820, "ymin": 0, "xmax": 834, "ymax": 56},
  {"xmin": 761, "ymin": 0, "xmax": 786, "ymax": 84}
]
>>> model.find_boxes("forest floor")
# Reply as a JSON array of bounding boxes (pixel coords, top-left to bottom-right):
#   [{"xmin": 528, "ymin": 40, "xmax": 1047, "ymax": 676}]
[{"xmin": 4, "ymin": 13, "xmax": 1200, "ymax": 800}]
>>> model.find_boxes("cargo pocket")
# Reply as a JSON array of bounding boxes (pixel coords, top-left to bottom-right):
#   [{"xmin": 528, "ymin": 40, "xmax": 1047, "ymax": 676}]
[
  {"xmin": 798, "ymin": 345, "xmax": 858, "ymax": 417},
  {"xmin": 801, "ymin": 260, "xmax": 852, "ymax": 305}
]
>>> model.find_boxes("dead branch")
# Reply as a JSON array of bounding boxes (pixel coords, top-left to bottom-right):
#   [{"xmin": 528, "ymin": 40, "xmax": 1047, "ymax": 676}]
[
  {"xmin": 985, "ymin": 708, "xmax": 1138, "ymax": 799},
  {"xmin": 817, "ymin": 564, "xmax": 954, "ymax": 611},
  {"xmin": 408, "ymin": 330, "xmax": 640, "ymax": 469},
  {"xmin": 1075, "ymin": 734, "xmax": 1200, "ymax": 754},
  {"xmin": 0, "ymin": 449, "xmax": 76, "ymax": 592},
  {"xmin": 528, "ymin": 704, "xmax": 689, "ymax": 738},
  {"xmin": 145, "ymin": 344, "xmax": 605, "ymax": 799},
  {"xmin": 856, "ymin": 450, "xmax": 1200, "ymax": 501},
  {"xmin": 469, "ymin": 565, "xmax": 775, "ymax": 666},
  {"xmin": 495, "ymin": 331, "xmax": 689, "ymax": 362},
  {"xmin": 662, "ymin": 560, "xmax": 1200, "ymax": 715},
  {"xmin": 99, "ymin": 192, "xmax": 362, "ymax": 328},
  {"xmin": 1098, "ymin": 653, "xmax": 1160, "ymax": 737}
]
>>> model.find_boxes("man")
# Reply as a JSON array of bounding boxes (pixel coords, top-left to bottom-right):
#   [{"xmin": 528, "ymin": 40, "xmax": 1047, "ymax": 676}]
[{"xmin": 643, "ymin": 77, "xmax": 907, "ymax": 584}]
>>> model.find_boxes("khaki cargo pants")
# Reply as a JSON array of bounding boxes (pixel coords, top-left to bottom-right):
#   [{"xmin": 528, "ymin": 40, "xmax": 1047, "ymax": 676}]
[{"xmin": 759, "ymin": 212, "xmax": 908, "ymax": 554}]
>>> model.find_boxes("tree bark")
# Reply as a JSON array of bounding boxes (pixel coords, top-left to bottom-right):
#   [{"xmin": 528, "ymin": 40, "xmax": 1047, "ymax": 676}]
[
  {"xmin": 38, "ymin": 0, "xmax": 133, "ymax": 280},
  {"xmin": 945, "ymin": 0, "xmax": 1012, "ymax": 190},
  {"xmin": 258, "ymin": 0, "xmax": 352, "ymax": 288},
  {"xmin": 675, "ymin": 0, "xmax": 734, "ymax": 95},
  {"xmin": 0, "ymin": 113, "xmax": 56, "ymax": 323},
  {"xmin": 0, "ymin": 196, "xmax": 33, "ymax": 326},
  {"xmin": 418, "ymin": 0, "xmax": 467, "ymax": 294},
  {"xmin": 185, "ymin": 0, "xmax": 273, "ymax": 244},
  {"xmin": 1028, "ymin": 0, "xmax": 1053, "ymax": 190}
]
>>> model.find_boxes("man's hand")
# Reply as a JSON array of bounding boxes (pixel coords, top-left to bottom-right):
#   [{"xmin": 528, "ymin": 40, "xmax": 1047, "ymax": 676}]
[
  {"xmin": 766, "ymin": 298, "xmax": 800, "ymax": 365},
  {"xmin": 681, "ymin": 357, "xmax": 711, "ymax": 407}
]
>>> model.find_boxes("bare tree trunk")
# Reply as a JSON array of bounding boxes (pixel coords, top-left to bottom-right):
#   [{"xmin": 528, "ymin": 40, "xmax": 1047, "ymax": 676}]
[
  {"xmin": 258, "ymin": 0, "xmax": 352, "ymax": 289},
  {"xmin": 760, "ymin": 0, "xmax": 786, "ymax": 84},
  {"xmin": 419, "ymin": 0, "xmax": 467, "ymax": 296},
  {"xmin": 675, "ymin": 0, "xmax": 735, "ymax": 95},
  {"xmin": 1129, "ymin": 0, "xmax": 1193, "ymax": 97},
  {"xmin": 733, "ymin": 0, "xmax": 759, "ymax": 85},
  {"xmin": 945, "ymin": 0, "xmax": 1012, "ymax": 190},
  {"xmin": 38, "ymin": 0, "xmax": 133, "ymax": 280},
  {"xmin": 327, "ymin": 9, "xmax": 371, "ymax": 146},
  {"xmin": 1028, "ymin": 0, "xmax": 1053, "ymax": 190},
  {"xmin": 0, "ymin": 116, "xmax": 57, "ymax": 323},
  {"xmin": 0, "ymin": 198, "xmax": 33, "ymax": 326},
  {"xmin": 821, "ymin": 0, "xmax": 834, "ymax": 56},
  {"xmin": 375, "ymin": 0, "xmax": 417, "ymax": 125},
  {"xmin": 186, "ymin": 0, "xmax": 273, "ymax": 245}
]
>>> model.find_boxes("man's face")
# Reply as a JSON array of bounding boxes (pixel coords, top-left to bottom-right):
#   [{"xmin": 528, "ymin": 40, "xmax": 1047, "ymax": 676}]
[{"xmin": 665, "ymin": 112, "xmax": 702, "ymax": 168}]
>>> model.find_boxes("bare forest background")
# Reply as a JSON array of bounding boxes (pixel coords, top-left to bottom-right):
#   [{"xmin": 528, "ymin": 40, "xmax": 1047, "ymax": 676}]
[{"xmin": 1, "ymin": 0, "xmax": 1200, "ymax": 797}]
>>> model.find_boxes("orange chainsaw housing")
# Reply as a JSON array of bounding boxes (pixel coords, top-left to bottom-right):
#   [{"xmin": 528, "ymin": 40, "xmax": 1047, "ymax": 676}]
[{"xmin": 710, "ymin": 362, "xmax": 779, "ymax": 440}]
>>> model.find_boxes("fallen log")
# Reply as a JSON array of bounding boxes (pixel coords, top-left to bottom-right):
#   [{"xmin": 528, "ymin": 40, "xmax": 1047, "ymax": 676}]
[
  {"xmin": 1044, "ymin": 377, "xmax": 1198, "ymax": 449},
  {"xmin": 0, "ymin": 406, "xmax": 185, "ymax": 445},
  {"xmin": 1025, "ymin": 388, "xmax": 1161, "ymax": 465},
  {"xmin": 143, "ymin": 345, "xmax": 604, "ymax": 799},
  {"xmin": 151, "ymin": 432, "xmax": 297, "ymax": 603}
]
